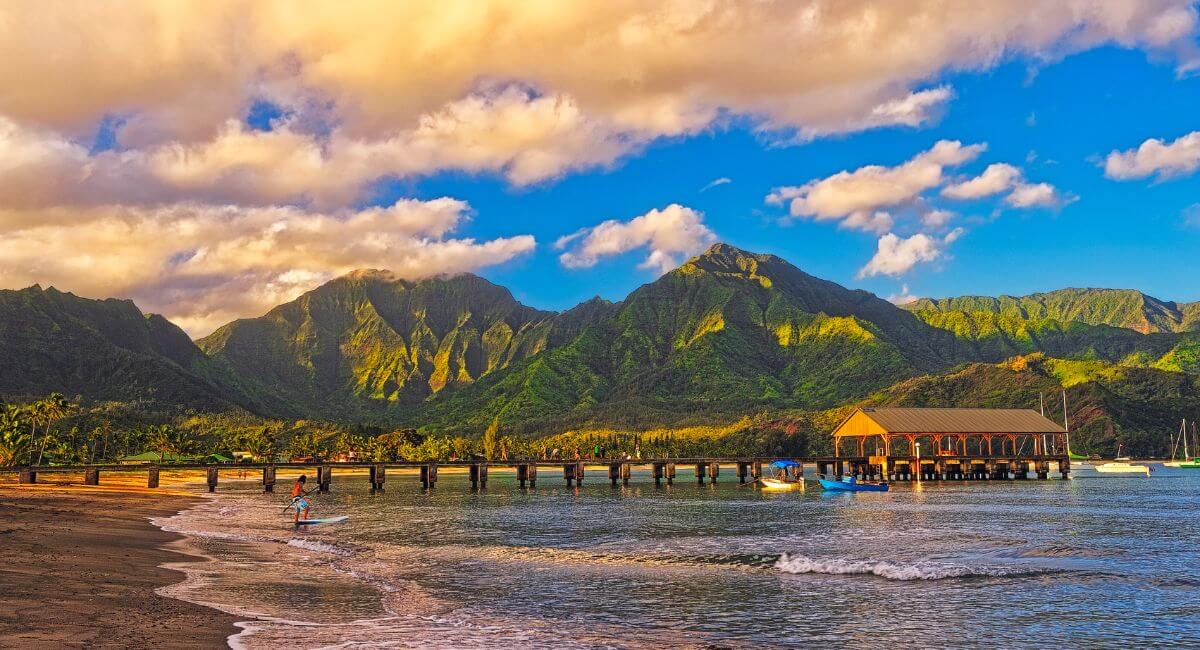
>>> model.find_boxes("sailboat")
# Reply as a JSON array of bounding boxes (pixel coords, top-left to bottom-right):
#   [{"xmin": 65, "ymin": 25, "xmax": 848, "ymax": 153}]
[
  {"xmin": 1180, "ymin": 422, "xmax": 1200, "ymax": 469},
  {"xmin": 1095, "ymin": 444, "xmax": 1150, "ymax": 475},
  {"xmin": 1164, "ymin": 419, "xmax": 1189, "ymax": 467}
]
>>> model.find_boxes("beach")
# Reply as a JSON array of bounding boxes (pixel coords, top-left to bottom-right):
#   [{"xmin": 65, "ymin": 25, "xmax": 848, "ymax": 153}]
[{"xmin": 0, "ymin": 487, "xmax": 239, "ymax": 648}]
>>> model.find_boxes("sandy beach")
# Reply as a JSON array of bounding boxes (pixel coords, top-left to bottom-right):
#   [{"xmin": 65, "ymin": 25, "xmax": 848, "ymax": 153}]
[{"xmin": 0, "ymin": 486, "xmax": 239, "ymax": 648}]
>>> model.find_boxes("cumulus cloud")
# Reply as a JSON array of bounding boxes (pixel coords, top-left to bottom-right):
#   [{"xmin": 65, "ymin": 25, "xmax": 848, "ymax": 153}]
[
  {"xmin": 767, "ymin": 140, "xmax": 984, "ymax": 232},
  {"xmin": 0, "ymin": 1, "xmax": 1196, "ymax": 148},
  {"xmin": 558, "ymin": 204, "xmax": 716, "ymax": 275},
  {"xmin": 886, "ymin": 284, "xmax": 921, "ymax": 305},
  {"xmin": 1005, "ymin": 182, "xmax": 1064, "ymax": 208},
  {"xmin": 0, "ymin": 200, "xmax": 536, "ymax": 335},
  {"xmin": 941, "ymin": 163, "xmax": 1023, "ymax": 199},
  {"xmin": 858, "ymin": 228, "xmax": 964, "ymax": 278},
  {"xmin": 1104, "ymin": 130, "xmax": 1200, "ymax": 181},
  {"xmin": 0, "ymin": 0, "xmax": 1193, "ymax": 327}
]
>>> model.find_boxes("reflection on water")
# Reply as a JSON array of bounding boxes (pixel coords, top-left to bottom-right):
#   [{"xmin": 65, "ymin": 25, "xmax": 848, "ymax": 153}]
[{"xmin": 156, "ymin": 467, "xmax": 1200, "ymax": 647}]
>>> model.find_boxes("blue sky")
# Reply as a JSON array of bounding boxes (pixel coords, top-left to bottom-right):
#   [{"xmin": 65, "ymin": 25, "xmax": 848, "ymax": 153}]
[
  {"xmin": 401, "ymin": 46, "xmax": 1200, "ymax": 311},
  {"xmin": 3, "ymin": 2, "xmax": 1200, "ymax": 334}
]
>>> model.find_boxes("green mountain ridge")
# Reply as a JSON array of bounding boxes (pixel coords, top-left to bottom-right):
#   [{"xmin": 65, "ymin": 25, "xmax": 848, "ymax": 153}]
[{"xmin": 3, "ymin": 243, "xmax": 1198, "ymax": 455}]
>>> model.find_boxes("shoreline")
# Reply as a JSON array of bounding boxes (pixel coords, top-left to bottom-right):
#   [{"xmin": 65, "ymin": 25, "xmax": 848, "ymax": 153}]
[{"xmin": 0, "ymin": 486, "xmax": 241, "ymax": 648}]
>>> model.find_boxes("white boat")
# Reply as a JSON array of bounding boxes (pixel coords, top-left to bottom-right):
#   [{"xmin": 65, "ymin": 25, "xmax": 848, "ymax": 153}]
[
  {"xmin": 760, "ymin": 477, "xmax": 803, "ymax": 490},
  {"xmin": 1164, "ymin": 419, "xmax": 1189, "ymax": 467},
  {"xmin": 1094, "ymin": 446, "xmax": 1150, "ymax": 475},
  {"xmin": 1094, "ymin": 461, "xmax": 1150, "ymax": 475}
]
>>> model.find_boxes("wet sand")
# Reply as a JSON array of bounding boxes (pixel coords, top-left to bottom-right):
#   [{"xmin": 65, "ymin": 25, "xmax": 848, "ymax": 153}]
[{"xmin": 0, "ymin": 487, "xmax": 239, "ymax": 648}]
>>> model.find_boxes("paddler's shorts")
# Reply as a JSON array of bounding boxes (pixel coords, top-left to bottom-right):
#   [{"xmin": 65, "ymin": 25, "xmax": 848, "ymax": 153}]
[{"xmin": 293, "ymin": 498, "xmax": 310, "ymax": 512}]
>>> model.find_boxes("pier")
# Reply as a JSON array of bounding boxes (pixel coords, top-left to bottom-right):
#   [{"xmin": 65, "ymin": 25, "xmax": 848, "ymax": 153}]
[{"xmin": 4, "ymin": 453, "xmax": 1069, "ymax": 491}]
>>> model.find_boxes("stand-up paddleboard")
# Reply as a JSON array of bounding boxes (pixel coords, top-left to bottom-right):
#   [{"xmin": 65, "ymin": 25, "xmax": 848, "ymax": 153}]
[{"xmin": 296, "ymin": 516, "xmax": 349, "ymax": 526}]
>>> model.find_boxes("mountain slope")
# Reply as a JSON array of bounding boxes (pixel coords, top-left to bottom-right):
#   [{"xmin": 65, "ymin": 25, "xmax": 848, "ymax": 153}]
[
  {"xmin": 0, "ymin": 286, "xmax": 237, "ymax": 409},
  {"xmin": 414, "ymin": 244, "xmax": 966, "ymax": 433},
  {"xmin": 197, "ymin": 271, "xmax": 582, "ymax": 421},
  {"xmin": 907, "ymin": 288, "xmax": 1198, "ymax": 333}
]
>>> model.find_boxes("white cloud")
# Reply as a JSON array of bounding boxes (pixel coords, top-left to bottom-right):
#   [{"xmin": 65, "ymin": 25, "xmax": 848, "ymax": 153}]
[
  {"xmin": 887, "ymin": 284, "xmax": 921, "ymax": 305},
  {"xmin": 858, "ymin": 228, "xmax": 963, "ymax": 278},
  {"xmin": 0, "ymin": 200, "xmax": 535, "ymax": 335},
  {"xmin": 922, "ymin": 209, "xmax": 955, "ymax": 228},
  {"xmin": 941, "ymin": 163, "xmax": 1023, "ymax": 199},
  {"xmin": 1104, "ymin": 131, "xmax": 1200, "ymax": 181},
  {"xmin": 767, "ymin": 140, "xmax": 984, "ymax": 232},
  {"xmin": 558, "ymin": 204, "xmax": 716, "ymax": 274},
  {"xmin": 1005, "ymin": 182, "xmax": 1064, "ymax": 208},
  {"xmin": 701, "ymin": 177, "xmax": 732, "ymax": 192}
]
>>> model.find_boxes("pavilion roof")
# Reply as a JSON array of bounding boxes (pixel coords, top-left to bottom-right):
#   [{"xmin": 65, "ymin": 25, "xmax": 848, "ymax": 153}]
[{"xmin": 834, "ymin": 407, "xmax": 1066, "ymax": 436}]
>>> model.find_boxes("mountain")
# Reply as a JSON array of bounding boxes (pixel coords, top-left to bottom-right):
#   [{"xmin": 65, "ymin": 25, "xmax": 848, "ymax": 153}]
[
  {"xmin": 3, "ymin": 243, "xmax": 1199, "ymax": 456},
  {"xmin": 197, "ymin": 271, "xmax": 594, "ymax": 421},
  {"xmin": 907, "ymin": 288, "xmax": 1200, "ymax": 334},
  {"xmin": 413, "ymin": 243, "xmax": 965, "ymax": 432},
  {"xmin": 0, "ymin": 285, "xmax": 237, "ymax": 410}
]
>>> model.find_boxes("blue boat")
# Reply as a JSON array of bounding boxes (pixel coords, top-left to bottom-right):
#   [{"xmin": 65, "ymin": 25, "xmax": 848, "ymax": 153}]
[{"xmin": 817, "ymin": 476, "xmax": 889, "ymax": 492}]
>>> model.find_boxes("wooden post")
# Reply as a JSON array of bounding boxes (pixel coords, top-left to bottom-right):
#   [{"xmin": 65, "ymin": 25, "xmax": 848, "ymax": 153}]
[
  {"xmin": 665, "ymin": 462, "xmax": 676, "ymax": 486},
  {"xmin": 18, "ymin": 468, "xmax": 35, "ymax": 484},
  {"xmin": 563, "ymin": 464, "xmax": 574, "ymax": 487},
  {"xmin": 263, "ymin": 465, "xmax": 276, "ymax": 492},
  {"xmin": 695, "ymin": 463, "xmax": 707, "ymax": 484},
  {"xmin": 792, "ymin": 463, "xmax": 804, "ymax": 481},
  {"xmin": 708, "ymin": 462, "xmax": 719, "ymax": 484},
  {"xmin": 1060, "ymin": 459, "xmax": 1071, "ymax": 480},
  {"xmin": 573, "ymin": 462, "xmax": 584, "ymax": 485},
  {"xmin": 470, "ymin": 463, "xmax": 488, "ymax": 489},
  {"xmin": 369, "ymin": 464, "xmax": 386, "ymax": 493},
  {"xmin": 834, "ymin": 461, "xmax": 844, "ymax": 480},
  {"xmin": 420, "ymin": 464, "xmax": 438, "ymax": 489},
  {"xmin": 206, "ymin": 467, "xmax": 218, "ymax": 493},
  {"xmin": 317, "ymin": 465, "xmax": 332, "ymax": 492},
  {"xmin": 147, "ymin": 466, "xmax": 159, "ymax": 488},
  {"xmin": 752, "ymin": 461, "xmax": 762, "ymax": 480},
  {"xmin": 608, "ymin": 463, "xmax": 620, "ymax": 487},
  {"xmin": 620, "ymin": 463, "xmax": 631, "ymax": 486},
  {"xmin": 737, "ymin": 462, "xmax": 749, "ymax": 484},
  {"xmin": 528, "ymin": 463, "xmax": 537, "ymax": 488},
  {"xmin": 652, "ymin": 462, "xmax": 664, "ymax": 486},
  {"xmin": 517, "ymin": 464, "xmax": 529, "ymax": 488},
  {"xmin": 84, "ymin": 467, "xmax": 100, "ymax": 486}
]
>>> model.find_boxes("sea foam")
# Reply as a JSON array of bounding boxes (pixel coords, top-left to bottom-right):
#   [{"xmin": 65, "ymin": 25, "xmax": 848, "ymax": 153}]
[{"xmin": 774, "ymin": 552, "xmax": 1026, "ymax": 581}]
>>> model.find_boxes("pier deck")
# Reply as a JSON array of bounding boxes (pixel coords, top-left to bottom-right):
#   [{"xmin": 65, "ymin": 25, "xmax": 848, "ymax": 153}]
[{"xmin": 5, "ymin": 454, "xmax": 1070, "ymax": 491}]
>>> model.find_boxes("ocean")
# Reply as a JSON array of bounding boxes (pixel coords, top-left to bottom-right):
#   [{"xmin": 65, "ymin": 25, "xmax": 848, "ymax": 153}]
[{"xmin": 154, "ymin": 466, "xmax": 1200, "ymax": 648}]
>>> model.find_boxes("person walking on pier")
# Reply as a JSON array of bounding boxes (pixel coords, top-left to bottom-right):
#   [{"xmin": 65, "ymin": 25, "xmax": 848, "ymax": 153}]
[{"xmin": 290, "ymin": 475, "xmax": 312, "ymax": 524}]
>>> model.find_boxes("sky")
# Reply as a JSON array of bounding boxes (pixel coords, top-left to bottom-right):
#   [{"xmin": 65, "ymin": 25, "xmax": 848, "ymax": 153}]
[{"xmin": 1, "ymin": 1, "xmax": 1199, "ymax": 336}]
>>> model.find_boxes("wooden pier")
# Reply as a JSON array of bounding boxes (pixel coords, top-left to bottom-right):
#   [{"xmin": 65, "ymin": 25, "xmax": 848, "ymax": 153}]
[{"xmin": 4, "ymin": 453, "xmax": 1068, "ymax": 492}]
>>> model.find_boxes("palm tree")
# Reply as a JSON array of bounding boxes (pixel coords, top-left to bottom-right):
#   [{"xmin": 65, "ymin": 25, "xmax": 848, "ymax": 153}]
[
  {"xmin": 0, "ymin": 406, "xmax": 31, "ymax": 467},
  {"xmin": 148, "ymin": 424, "xmax": 173, "ymax": 462},
  {"xmin": 32, "ymin": 393, "xmax": 71, "ymax": 466}
]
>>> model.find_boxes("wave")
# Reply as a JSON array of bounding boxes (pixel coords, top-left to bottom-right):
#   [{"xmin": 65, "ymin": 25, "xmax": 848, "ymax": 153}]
[
  {"xmin": 774, "ymin": 553, "xmax": 1039, "ymax": 581},
  {"xmin": 286, "ymin": 538, "xmax": 352, "ymax": 556}
]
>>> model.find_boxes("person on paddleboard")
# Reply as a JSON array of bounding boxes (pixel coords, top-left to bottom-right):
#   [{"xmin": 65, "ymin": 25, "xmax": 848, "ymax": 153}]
[{"xmin": 291, "ymin": 475, "xmax": 312, "ymax": 524}]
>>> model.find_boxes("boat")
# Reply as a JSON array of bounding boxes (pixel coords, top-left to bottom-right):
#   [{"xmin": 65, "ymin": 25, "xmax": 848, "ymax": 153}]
[
  {"xmin": 1094, "ymin": 445, "xmax": 1150, "ymax": 475},
  {"xmin": 817, "ymin": 475, "xmax": 889, "ymax": 493},
  {"xmin": 760, "ymin": 477, "xmax": 802, "ymax": 490},
  {"xmin": 759, "ymin": 460, "xmax": 804, "ymax": 490},
  {"xmin": 1164, "ymin": 419, "xmax": 1190, "ymax": 467}
]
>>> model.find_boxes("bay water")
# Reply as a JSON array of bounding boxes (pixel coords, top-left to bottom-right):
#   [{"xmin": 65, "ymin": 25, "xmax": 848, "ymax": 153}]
[{"xmin": 154, "ymin": 466, "xmax": 1200, "ymax": 648}]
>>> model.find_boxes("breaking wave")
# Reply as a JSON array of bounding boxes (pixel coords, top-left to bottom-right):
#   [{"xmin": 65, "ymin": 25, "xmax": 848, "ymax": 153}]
[{"xmin": 774, "ymin": 553, "xmax": 1040, "ymax": 581}]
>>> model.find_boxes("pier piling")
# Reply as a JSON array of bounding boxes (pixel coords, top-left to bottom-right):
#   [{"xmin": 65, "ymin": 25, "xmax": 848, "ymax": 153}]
[
  {"xmin": 206, "ymin": 467, "xmax": 218, "ymax": 492},
  {"xmin": 18, "ymin": 468, "xmax": 35, "ymax": 484},
  {"xmin": 84, "ymin": 467, "xmax": 99, "ymax": 486},
  {"xmin": 666, "ymin": 463, "xmax": 676, "ymax": 486},
  {"xmin": 694, "ymin": 463, "xmax": 707, "ymax": 485},
  {"xmin": 420, "ymin": 464, "xmax": 438, "ymax": 489},
  {"xmin": 317, "ymin": 465, "xmax": 332, "ymax": 492},
  {"xmin": 737, "ymin": 462, "xmax": 748, "ymax": 484},
  {"xmin": 147, "ymin": 466, "xmax": 159, "ymax": 488},
  {"xmin": 263, "ymin": 465, "xmax": 276, "ymax": 492},
  {"xmin": 652, "ymin": 462, "xmax": 664, "ymax": 486},
  {"xmin": 608, "ymin": 463, "xmax": 620, "ymax": 487},
  {"xmin": 708, "ymin": 462, "xmax": 719, "ymax": 484},
  {"xmin": 369, "ymin": 463, "xmax": 386, "ymax": 493},
  {"xmin": 621, "ymin": 463, "xmax": 631, "ymax": 486}
]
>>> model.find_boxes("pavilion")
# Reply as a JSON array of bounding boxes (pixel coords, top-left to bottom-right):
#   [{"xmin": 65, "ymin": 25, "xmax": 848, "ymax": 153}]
[{"xmin": 832, "ymin": 407, "xmax": 1068, "ymax": 459}]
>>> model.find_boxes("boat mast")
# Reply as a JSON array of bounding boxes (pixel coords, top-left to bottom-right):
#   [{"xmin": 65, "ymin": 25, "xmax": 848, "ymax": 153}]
[
  {"xmin": 1062, "ymin": 390, "xmax": 1070, "ymax": 456},
  {"xmin": 1184, "ymin": 418, "xmax": 1190, "ymax": 460}
]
